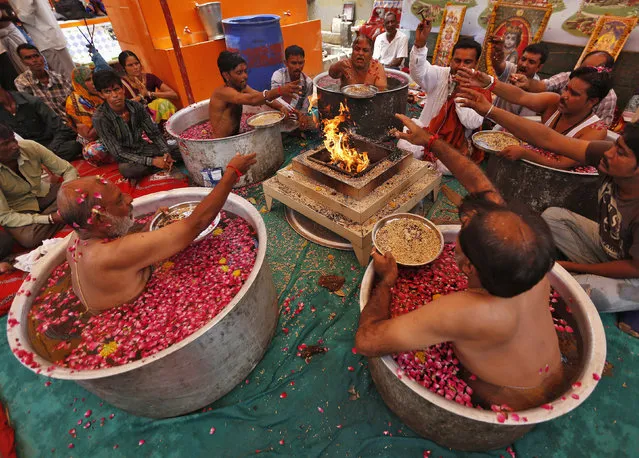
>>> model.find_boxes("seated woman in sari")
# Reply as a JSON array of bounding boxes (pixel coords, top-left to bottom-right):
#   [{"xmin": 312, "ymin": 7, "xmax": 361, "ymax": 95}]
[
  {"xmin": 118, "ymin": 50, "xmax": 179, "ymax": 126},
  {"xmin": 65, "ymin": 66, "xmax": 113, "ymax": 166}
]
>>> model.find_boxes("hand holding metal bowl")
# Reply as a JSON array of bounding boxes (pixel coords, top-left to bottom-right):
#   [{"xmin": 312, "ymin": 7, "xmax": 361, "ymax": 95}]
[{"xmin": 150, "ymin": 201, "xmax": 221, "ymax": 242}]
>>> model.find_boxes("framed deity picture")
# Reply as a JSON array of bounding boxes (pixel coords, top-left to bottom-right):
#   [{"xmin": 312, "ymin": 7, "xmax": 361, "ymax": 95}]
[
  {"xmin": 432, "ymin": 3, "xmax": 467, "ymax": 67},
  {"xmin": 482, "ymin": 1, "xmax": 552, "ymax": 75},
  {"xmin": 575, "ymin": 15, "xmax": 638, "ymax": 68}
]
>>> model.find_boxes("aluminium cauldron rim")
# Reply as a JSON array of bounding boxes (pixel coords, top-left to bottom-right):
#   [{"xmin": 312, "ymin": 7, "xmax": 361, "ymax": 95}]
[
  {"xmin": 7, "ymin": 189, "xmax": 269, "ymax": 380},
  {"xmin": 313, "ymin": 69, "xmax": 412, "ymax": 95},
  {"xmin": 165, "ymin": 99, "xmax": 278, "ymax": 144},
  {"xmin": 359, "ymin": 224, "xmax": 607, "ymax": 426}
]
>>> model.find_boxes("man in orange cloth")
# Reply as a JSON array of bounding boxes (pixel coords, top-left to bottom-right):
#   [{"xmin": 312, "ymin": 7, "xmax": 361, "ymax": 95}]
[
  {"xmin": 209, "ymin": 51, "xmax": 301, "ymax": 138},
  {"xmin": 328, "ymin": 35, "xmax": 387, "ymax": 91},
  {"xmin": 399, "ymin": 16, "xmax": 491, "ymax": 174}
]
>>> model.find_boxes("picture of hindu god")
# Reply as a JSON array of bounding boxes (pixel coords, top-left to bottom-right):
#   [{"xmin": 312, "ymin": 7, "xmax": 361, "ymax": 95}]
[
  {"xmin": 593, "ymin": 22, "xmax": 623, "ymax": 55},
  {"xmin": 503, "ymin": 25, "xmax": 523, "ymax": 64}
]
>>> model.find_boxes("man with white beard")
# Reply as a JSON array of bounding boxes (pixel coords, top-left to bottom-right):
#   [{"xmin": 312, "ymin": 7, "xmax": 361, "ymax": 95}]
[{"xmin": 57, "ymin": 152, "xmax": 256, "ymax": 313}]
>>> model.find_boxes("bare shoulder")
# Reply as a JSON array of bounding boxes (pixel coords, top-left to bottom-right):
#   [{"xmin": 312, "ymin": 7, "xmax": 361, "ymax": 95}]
[{"xmin": 578, "ymin": 121, "xmax": 608, "ymax": 140}]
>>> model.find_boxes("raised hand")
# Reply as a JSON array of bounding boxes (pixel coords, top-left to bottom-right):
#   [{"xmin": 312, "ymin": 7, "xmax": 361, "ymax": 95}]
[
  {"xmin": 280, "ymin": 80, "xmax": 302, "ymax": 98},
  {"xmin": 455, "ymin": 67, "xmax": 491, "ymax": 88},
  {"xmin": 414, "ymin": 17, "xmax": 433, "ymax": 49},
  {"xmin": 393, "ymin": 114, "xmax": 432, "ymax": 146},
  {"xmin": 455, "ymin": 87, "xmax": 493, "ymax": 116},
  {"xmin": 509, "ymin": 73, "xmax": 530, "ymax": 90}
]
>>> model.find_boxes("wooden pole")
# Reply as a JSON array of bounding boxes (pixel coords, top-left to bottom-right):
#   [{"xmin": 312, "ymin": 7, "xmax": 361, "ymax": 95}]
[{"xmin": 159, "ymin": 0, "xmax": 195, "ymax": 105}]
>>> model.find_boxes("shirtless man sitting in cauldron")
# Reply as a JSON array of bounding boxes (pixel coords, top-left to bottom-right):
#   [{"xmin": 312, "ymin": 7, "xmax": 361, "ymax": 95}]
[
  {"xmin": 355, "ymin": 114, "xmax": 563, "ymax": 410},
  {"xmin": 208, "ymin": 51, "xmax": 301, "ymax": 138},
  {"xmin": 329, "ymin": 35, "xmax": 387, "ymax": 91},
  {"xmin": 56, "ymin": 153, "xmax": 256, "ymax": 313}
]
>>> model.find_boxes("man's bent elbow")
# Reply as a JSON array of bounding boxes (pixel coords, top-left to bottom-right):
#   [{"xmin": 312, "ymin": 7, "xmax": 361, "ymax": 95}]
[{"xmin": 354, "ymin": 328, "xmax": 384, "ymax": 357}]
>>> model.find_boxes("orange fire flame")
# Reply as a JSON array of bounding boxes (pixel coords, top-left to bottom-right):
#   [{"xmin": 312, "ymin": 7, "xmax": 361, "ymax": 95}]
[{"xmin": 322, "ymin": 103, "xmax": 370, "ymax": 174}]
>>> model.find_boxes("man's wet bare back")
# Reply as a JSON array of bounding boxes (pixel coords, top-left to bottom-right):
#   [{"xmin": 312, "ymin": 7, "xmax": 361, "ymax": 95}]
[
  {"xmin": 58, "ymin": 153, "xmax": 257, "ymax": 313},
  {"xmin": 209, "ymin": 62, "xmax": 301, "ymax": 138},
  {"xmin": 329, "ymin": 36, "xmax": 387, "ymax": 91},
  {"xmin": 356, "ymin": 114, "xmax": 562, "ymax": 410}
]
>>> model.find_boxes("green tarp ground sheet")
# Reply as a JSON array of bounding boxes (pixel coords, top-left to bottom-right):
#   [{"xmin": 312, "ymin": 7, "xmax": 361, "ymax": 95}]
[{"xmin": 1, "ymin": 130, "xmax": 638, "ymax": 458}]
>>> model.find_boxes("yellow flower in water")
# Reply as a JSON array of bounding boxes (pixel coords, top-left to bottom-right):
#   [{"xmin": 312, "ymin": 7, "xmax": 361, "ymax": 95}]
[
  {"xmin": 212, "ymin": 228, "xmax": 224, "ymax": 236},
  {"xmin": 415, "ymin": 351, "xmax": 426, "ymax": 363},
  {"xmin": 99, "ymin": 341, "xmax": 118, "ymax": 358},
  {"xmin": 232, "ymin": 269, "xmax": 241, "ymax": 277},
  {"xmin": 220, "ymin": 265, "xmax": 229, "ymax": 273},
  {"xmin": 432, "ymin": 294, "xmax": 442, "ymax": 301},
  {"xmin": 219, "ymin": 257, "xmax": 227, "ymax": 265}
]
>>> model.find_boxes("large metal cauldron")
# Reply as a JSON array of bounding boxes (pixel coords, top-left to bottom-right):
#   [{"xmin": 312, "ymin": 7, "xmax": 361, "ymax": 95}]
[
  {"xmin": 486, "ymin": 155, "xmax": 599, "ymax": 220},
  {"xmin": 166, "ymin": 100, "xmax": 284, "ymax": 187},
  {"xmin": 359, "ymin": 225, "xmax": 606, "ymax": 451},
  {"xmin": 314, "ymin": 69, "xmax": 410, "ymax": 140},
  {"xmin": 7, "ymin": 189, "xmax": 278, "ymax": 418}
]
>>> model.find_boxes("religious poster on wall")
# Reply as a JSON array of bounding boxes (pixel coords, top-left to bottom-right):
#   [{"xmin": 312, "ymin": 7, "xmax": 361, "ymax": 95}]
[
  {"xmin": 575, "ymin": 15, "xmax": 638, "ymax": 68},
  {"xmin": 399, "ymin": 0, "xmax": 639, "ymax": 52},
  {"xmin": 482, "ymin": 2, "xmax": 552, "ymax": 75},
  {"xmin": 432, "ymin": 4, "xmax": 467, "ymax": 66}
]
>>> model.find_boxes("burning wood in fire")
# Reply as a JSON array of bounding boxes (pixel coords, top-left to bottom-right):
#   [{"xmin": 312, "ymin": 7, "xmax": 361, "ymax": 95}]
[{"xmin": 322, "ymin": 103, "xmax": 370, "ymax": 174}]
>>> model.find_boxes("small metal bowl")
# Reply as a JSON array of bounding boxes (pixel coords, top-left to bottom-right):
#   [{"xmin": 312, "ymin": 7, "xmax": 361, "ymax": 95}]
[
  {"xmin": 150, "ymin": 201, "xmax": 221, "ymax": 242},
  {"xmin": 372, "ymin": 213, "xmax": 444, "ymax": 267},
  {"xmin": 341, "ymin": 84, "xmax": 379, "ymax": 98},
  {"xmin": 471, "ymin": 130, "xmax": 521, "ymax": 154},
  {"xmin": 247, "ymin": 111, "xmax": 285, "ymax": 128}
]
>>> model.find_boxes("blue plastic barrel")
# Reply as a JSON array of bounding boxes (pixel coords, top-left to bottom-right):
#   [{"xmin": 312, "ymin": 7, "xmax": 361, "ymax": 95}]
[{"xmin": 222, "ymin": 15, "xmax": 284, "ymax": 91}]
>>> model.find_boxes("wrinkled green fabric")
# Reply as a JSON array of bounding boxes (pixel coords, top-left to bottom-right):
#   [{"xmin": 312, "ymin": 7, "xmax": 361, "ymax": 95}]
[{"xmin": 0, "ymin": 130, "xmax": 637, "ymax": 457}]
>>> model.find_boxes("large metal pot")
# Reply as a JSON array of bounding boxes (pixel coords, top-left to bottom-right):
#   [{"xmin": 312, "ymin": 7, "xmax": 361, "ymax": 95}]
[
  {"xmin": 166, "ymin": 100, "xmax": 284, "ymax": 187},
  {"xmin": 7, "ymin": 189, "xmax": 278, "ymax": 418},
  {"xmin": 359, "ymin": 225, "xmax": 606, "ymax": 451},
  {"xmin": 313, "ymin": 69, "xmax": 410, "ymax": 140},
  {"xmin": 485, "ymin": 155, "xmax": 599, "ymax": 220}
]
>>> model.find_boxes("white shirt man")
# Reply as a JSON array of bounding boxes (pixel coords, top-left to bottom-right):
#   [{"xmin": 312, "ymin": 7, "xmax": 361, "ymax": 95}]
[
  {"xmin": 373, "ymin": 30, "xmax": 408, "ymax": 68},
  {"xmin": 8, "ymin": 0, "xmax": 75, "ymax": 77}
]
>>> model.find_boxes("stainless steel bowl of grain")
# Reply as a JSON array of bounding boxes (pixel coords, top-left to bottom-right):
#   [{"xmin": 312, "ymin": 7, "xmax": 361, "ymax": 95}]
[
  {"xmin": 150, "ymin": 201, "xmax": 221, "ymax": 242},
  {"xmin": 372, "ymin": 213, "xmax": 444, "ymax": 266},
  {"xmin": 341, "ymin": 84, "xmax": 379, "ymax": 99},
  {"xmin": 246, "ymin": 111, "xmax": 285, "ymax": 129},
  {"xmin": 471, "ymin": 130, "xmax": 521, "ymax": 154}
]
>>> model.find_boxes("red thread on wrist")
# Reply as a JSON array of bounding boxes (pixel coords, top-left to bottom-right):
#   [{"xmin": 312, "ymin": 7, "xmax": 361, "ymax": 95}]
[
  {"xmin": 426, "ymin": 133, "xmax": 439, "ymax": 152},
  {"xmin": 227, "ymin": 165, "xmax": 242, "ymax": 179},
  {"xmin": 278, "ymin": 86, "xmax": 282, "ymax": 96},
  {"xmin": 487, "ymin": 78, "xmax": 497, "ymax": 92}
]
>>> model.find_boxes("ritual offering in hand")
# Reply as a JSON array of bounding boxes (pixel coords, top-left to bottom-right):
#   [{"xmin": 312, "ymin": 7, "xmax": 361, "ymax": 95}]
[
  {"xmin": 373, "ymin": 214, "xmax": 443, "ymax": 266},
  {"xmin": 341, "ymin": 84, "xmax": 379, "ymax": 98},
  {"xmin": 247, "ymin": 111, "xmax": 285, "ymax": 128},
  {"xmin": 472, "ymin": 131, "xmax": 521, "ymax": 154},
  {"xmin": 150, "ymin": 201, "xmax": 221, "ymax": 242}
]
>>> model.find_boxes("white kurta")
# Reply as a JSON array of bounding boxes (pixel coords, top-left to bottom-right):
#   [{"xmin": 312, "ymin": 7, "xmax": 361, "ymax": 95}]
[
  {"xmin": 372, "ymin": 31, "xmax": 408, "ymax": 66},
  {"xmin": 9, "ymin": 0, "xmax": 68, "ymax": 51}
]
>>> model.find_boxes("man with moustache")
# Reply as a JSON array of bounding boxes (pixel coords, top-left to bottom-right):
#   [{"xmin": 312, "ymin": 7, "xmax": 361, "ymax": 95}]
[
  {"xmin": 209, "ymin": 51, "xmax": 301, "ymax": 138},
  {"xmin": 489, "ymin": 36, "xmax": 548, "ymax": 121},
  {"xmin": 457, "ymin": 65, "xmax": 610, "ymax": 170},
  {"xmin": 457, "ymin": 86, "xmax": 639, "ymax": 334},
  {"xmin": 328, "ymin": 35, "xmax": 387, "ymax": 91},
  {"xmin": 398, "ymin": 16, "xmax": 490, "ymax": 172},
  {"xmin": 372, "ymin": 12, "xmax": 408, "ymax": 69},
  {"xmin": 92, "ymin": 71, "xmax": 178, "ymax": 179},
  {"xmin": 0, "ymin": 123, "xmax": 78, "ymax": 250},
  {"xmin": 57, "ymin": 152, "xmax": 256, "ymax": 313}
]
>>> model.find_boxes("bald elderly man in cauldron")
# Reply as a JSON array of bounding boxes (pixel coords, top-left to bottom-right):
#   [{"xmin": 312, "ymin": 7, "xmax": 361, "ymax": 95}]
[
  {"xmin": 57, "ymin": 153, "xmax": 256, "ymax": 313},
  {"xmin": 355, "ymin": 114, "xmax": 563, "ymax": 410}
]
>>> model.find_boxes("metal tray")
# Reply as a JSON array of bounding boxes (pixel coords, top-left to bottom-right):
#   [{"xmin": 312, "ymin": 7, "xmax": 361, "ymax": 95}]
[
  {"xmin": 372, "ymin": 213, "xmax": 444, "ymax": 266},
  {"xmin": 471, "ymin": 130, "xmax": 521, "ymax": 154},
  {"xmin": 247, "ymin": 111, "xmax": 285, "ymax": 128},
  {"xmin": 150, "ymin": 201, "xmax": 221, "ymax": 242}
]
